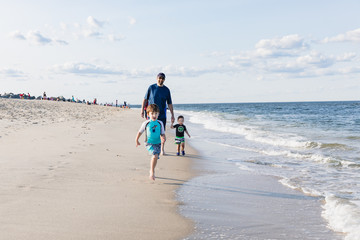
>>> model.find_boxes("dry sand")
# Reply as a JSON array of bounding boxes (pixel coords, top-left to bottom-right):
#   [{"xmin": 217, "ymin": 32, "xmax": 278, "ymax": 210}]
[{"xmin": 0, "ymin": 99, "xmax": 195, "ymax": 240}]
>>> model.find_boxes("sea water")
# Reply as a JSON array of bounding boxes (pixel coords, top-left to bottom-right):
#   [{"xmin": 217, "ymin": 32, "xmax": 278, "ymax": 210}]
[{"xmin": 173, "ymin": 101, "xmax": 360, "ymax": 240}]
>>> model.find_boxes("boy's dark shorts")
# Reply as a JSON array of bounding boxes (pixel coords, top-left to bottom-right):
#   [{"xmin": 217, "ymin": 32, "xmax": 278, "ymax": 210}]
[
  {"xmin": 146, "ymin": 143, "xmax": 161, "ymax": 156},
  {"xmin": 175, "ymin": 137, "xmax": 185, "ymax": 145}
]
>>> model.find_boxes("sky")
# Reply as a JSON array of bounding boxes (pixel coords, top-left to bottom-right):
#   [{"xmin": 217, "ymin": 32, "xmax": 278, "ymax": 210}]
[{"xmin": 0, "ymin": 0, "xmax": 359, "ymax": 104}]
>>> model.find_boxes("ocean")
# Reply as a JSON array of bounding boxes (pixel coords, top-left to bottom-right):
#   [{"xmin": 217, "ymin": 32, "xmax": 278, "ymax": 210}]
[{"xmin": 171, "ymin": 101, "xmax": 360, "ymax": 240}]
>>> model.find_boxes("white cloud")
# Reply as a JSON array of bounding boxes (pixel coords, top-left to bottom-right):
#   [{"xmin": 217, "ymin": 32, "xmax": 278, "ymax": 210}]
[
  {"xmin": 0, "ymin": 68, "xmax": 26, "ymax": 78},
  {"xmin": 27, "ymin": 30, "xmax": 52, "ymax": 45},
  {"xmin": 265, "ymin": 61, "xmax": 305, "ymax": 73},
  {"xmin": 87, "ymin": 16, "xmax": 105, "ymax": 28},
  {"xmin": 9, "ymin": 30, "xmax": 68, "ymax": 46},
  {"xmin": 53, "ymin": 62, "xmax": 122, "ymax": 75},
  {"xmin": 52, "ymin": 61, "xmax": 225, "ymax": 78},
  {"xmin": 323, "ymin": 28, "xmax": 360, "ymax": 43},
  {"xmin": 256, "ymin": 34, "xmax": 308, "ymax": 50},
  {"xmin": 60, "ymin": 22, "xmax": 68, "ymax": 31},
  {"xmin": 296, "ymin": 51, "xmax": 335, "ymax": 68},
  {"xmin": 9, "ymin": 30, "xmax": 26, "ymax": 40},
  {"xmin": 129, "ymin": 17, "xmax": 136, "ymax": 25},
  {"xmin": 54, "ymin": 39, "xmax": 69, "ymax": 45},
  {"xmin": 254, "ymin": 34, "xmax": 308, "ymax": 58},
  {"xmin": 108, "ymin": 34, "xmax": 125, "ymax": 42},
  {"xmin": 226, "ymin": 31, "xmax": 360, "ymax": 78},
  {"xmin": 335, "ymin": 52, "xmax": 356, "ymax": 61},
  {"xmin": 228, "ymin": 47, "xmax": 359, "ymax": 78},
  {"xmin": 82, "ymin": 29, "xmax": 102, "ymax": 38}
]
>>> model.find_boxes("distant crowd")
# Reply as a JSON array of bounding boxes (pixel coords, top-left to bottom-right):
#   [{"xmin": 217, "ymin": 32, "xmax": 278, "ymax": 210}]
[{"xmin": 0, "ymin": 92, "xmax": 130, "ymax": 108}]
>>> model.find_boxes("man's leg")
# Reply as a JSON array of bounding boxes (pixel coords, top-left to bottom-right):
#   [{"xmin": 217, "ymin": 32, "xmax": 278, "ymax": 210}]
[{"xmin": 159, "ymin": 118, "xmax": 166, "ymax": 155}]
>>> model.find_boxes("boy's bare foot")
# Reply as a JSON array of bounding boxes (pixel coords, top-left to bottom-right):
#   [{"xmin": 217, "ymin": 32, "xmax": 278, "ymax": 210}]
[{"xmin": 149, "ymin": 171, "xmax": 155, "ymax": 181}]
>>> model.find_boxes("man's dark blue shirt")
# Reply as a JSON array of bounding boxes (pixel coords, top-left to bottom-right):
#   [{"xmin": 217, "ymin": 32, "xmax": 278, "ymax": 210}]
[{"xmin": 144, "ymin": 84, "xmax": 172, "ymax": 120}]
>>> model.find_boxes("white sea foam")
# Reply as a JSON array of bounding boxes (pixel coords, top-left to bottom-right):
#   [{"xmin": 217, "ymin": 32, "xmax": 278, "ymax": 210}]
[
  {"xmin": 235, "ymin": 163, "xmax": 255, "ymax": 172},
  {"xmin": 184, "ymin": 110, "xmax": 315, "ymax": 149},
  {"xmin": 279, "ymin": 178, "xmax": 322, "ymax": 197},
  {"xmin": 217, "ymin": 142, "xmax": 340, "ymax": 168},
  {"xmin": 322, "ymin": 195, "xmax": 360, "ymax": 240}
]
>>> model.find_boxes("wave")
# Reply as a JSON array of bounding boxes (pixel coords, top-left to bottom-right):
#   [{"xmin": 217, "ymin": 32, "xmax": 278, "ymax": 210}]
[
  {"xmin": 179, "ymin": 110, "xmax": 356, "ymax": 153},
  {"xmin": 278, "ymin": 178, "xmax": 322, "ymax": 197},
  {"xmin": 279, "ymin": 180, "xmax": 360, "ymax": 239},
  {"xmin": 322, "ymin": 195, "xmax": 360, "ymax": 240},
  {"xmin": 182, "ymin": 110, "xmax": 314, "ymax": 149},
  {"xmin": 346, "ymin": 136, "xmax": 360, "ymax": 140},
  {"xmin": 216, "ymin": 142, "xmax": 360, "ymax": 169}
]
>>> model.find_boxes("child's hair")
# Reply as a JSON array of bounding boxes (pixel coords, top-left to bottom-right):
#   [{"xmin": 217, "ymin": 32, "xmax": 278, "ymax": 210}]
[
  {"xmin": 178, "ymin": 115, "xmax": 184, "ymax": 120},
  {"xmin": 146, "ymin": 104, "xmax": 160, "ymax": 113}
]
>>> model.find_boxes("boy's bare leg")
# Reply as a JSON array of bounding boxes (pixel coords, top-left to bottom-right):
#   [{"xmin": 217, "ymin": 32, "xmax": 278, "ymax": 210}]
[
  {"xmin": 149, "ymin": 154, "xmax": 158, "ymax": 181},
  {"xmin": 177, "ymin": 144, "xmax": 180, "ymax": 153},
  {"xmin": 181, "ymin": 142, "xmax": 185, "ymax": 151}
]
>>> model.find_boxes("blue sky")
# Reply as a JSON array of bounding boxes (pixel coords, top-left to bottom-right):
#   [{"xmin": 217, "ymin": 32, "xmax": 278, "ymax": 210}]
[{"xmin": 1, "ymin": 0, "xmax": 359, "ymax": 104}]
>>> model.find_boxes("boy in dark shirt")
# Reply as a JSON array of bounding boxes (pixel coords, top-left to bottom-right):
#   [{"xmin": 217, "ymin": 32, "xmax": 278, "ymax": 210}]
[{"xmin": 170, "ymin": 115, "xmax": 191, "ymax": 156}]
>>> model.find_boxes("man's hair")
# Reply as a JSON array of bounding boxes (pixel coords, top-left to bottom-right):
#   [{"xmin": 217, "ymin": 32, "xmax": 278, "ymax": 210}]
[
  {"xmin": 147, "ymin": 104, "xmax": 160, "ymax": 113},
  {"xmin": 157, "ymin": 72, "xmax": 165, "ymax": 79},
  {"xmin": 178, "ymin": 115, "xmax": 184, "ymax": 120}
]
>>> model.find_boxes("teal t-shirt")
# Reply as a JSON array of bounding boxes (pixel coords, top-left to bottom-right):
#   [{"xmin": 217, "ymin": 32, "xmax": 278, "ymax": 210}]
[{"xmin": 139, "ymin": 119, "xmax": 165, "ymax": 144}]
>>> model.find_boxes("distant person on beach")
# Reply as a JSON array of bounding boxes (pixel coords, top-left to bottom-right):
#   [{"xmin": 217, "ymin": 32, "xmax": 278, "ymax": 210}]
[
  {"xmin": 170, "ymin": 115, "xmax": 191, "ymax": 156},
  {"xmin": 43, "ymin": 92, "xmax": 47, "ymax": 100},
  {"xmin": 135, "ymin": 104, "xmax": 165, "ymax": 181},
  {"xmin": 141, "ymin": 72, "xmax": 175, "ymax": 155}
]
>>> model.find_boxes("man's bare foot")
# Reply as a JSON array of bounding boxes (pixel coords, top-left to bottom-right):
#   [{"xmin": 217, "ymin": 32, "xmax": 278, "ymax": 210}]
[
  {"xmin": 161, "ymin": 150, "xmax": 166, "ymax": 155},
  {"xmin": 149, "ymin": 171, "xmax": 155, "ymax": 181}
]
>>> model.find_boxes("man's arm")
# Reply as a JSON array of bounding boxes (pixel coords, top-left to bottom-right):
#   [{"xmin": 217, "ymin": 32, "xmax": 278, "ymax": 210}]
[
  {"xmin": 141, "ymin": 98, "xmax": 148, "ymax": 118},
  {"xmin": 168, "ymin": 103, "xmax": 175, "ymax": 123}
]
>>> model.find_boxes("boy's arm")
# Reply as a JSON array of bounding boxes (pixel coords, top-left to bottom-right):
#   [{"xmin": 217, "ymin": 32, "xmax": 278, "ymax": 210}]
[
  {"xmin": 160, "ymin": 133, "xmax": 166, "ymax": 143},
  {"xmin": 136, "ymin": 121, "xmax": 147, "ymax": 146},
  {"xmin": 135, "ymin": 132, "xmax": 142, "ymax": 146},
  {"xmin": 185, "ymin": 130, "xmax": 191, "ymax": 138}
]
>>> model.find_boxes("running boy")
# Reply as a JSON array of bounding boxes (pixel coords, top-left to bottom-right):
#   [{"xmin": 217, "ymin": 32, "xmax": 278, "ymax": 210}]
[
  {"xmin": 135, "ymin": 104, "xmax": 165, "ymax": 181},
  {"xmin": 171, "ymin": 115, "xmax": 191, "ymax": 156}
]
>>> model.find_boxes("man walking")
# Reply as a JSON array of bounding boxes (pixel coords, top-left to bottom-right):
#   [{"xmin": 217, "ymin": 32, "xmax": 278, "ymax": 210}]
[{"xmin": 141, "ymin": 72, "xmax": 175, "ymax": 155}]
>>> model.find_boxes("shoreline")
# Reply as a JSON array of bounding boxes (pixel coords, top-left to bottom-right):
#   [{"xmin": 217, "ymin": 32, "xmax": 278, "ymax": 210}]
[
  {"xmin": 175, "ymin": 110, "xmax": 345, "ymax": 240},
  {"xmin": 0, "ymin": 99, "xmax": 196, "ymax": 240},
  {"xmin": 178, "ymin": 153, "xmax": 344, "ymax": 239}
]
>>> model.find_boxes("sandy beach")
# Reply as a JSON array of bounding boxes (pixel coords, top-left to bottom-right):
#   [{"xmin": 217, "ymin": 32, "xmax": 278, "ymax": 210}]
[{"xmin": 0, "ymin": 99, "xmax": 195, "ymax": 240}]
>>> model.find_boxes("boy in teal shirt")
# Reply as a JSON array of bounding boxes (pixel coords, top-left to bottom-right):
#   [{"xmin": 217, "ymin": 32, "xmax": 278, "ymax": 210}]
[{"xmin": 136, "ymin": 104, "xmax": 165, "ymax": 181}]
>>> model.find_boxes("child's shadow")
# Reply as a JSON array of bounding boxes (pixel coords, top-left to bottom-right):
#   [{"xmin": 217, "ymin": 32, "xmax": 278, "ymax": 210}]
[
  {"xmin": 165, "ymin": 152, "xmax": 203, "ymax": 160},
  {"xmin": 157, "ymin": 177, "xmax": 187, "ymax": 186}
]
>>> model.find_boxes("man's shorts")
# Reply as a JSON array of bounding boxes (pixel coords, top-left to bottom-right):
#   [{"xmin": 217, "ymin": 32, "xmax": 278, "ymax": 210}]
[
  {"xmin": 146, "ymin": 143, "xmax": 161, "ymax": 156},
  {"xmin": 175, "ymin": 137, "xmax": 185, "ymax": 145}
]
